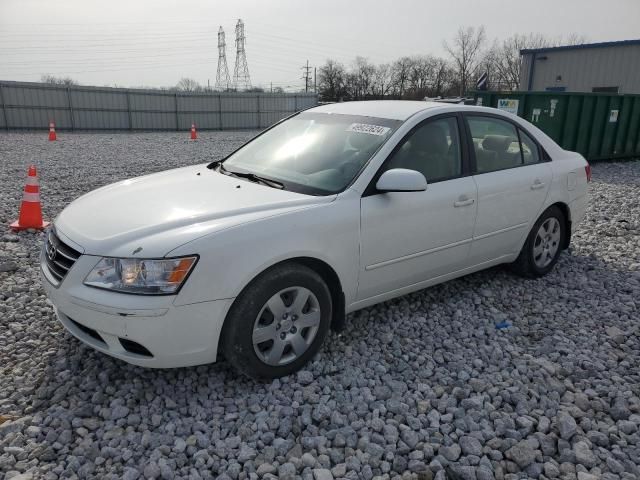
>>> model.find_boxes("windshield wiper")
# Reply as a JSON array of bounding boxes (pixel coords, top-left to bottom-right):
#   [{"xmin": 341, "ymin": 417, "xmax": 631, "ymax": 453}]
[{"xmin": 218, "ymin": 163, "xmax": 284, "ymax": 190}]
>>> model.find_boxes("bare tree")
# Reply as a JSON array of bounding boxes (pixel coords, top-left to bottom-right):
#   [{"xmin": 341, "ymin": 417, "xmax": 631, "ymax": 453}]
[
  {"xmin": 317, "ymin": 28, "xmax": 584, "ymax": 102},
  {"xmin": 176, "ymin": 78, "xmax": 202, "ymax": 92},
  {"xmin": 372, "ymin": 63, "xmax": 393, "ymax": 98},
  {"xmin": 444, "ymin": 26, "xmax": 487, "ymax": 95},
  {"xmin": 344, "ymin": 72, "xmax": 359, "ymax": 100},
  {"xmin": 485, "ymin": 34, "xmax": 550, "ymax": 90},
  {"xmin": 487, "ymin": 33, "xmax": 552, "ymax": 90},
  {"xmin": 390, "ymin": 56, "xmax": 413, "ymax": 98},
  {"xmin": 486, "ymin": 32, "xmax": 589, "ymax": 91},
  {"xmin": 351, "ymin": 56, "xmax": 376, "ymax": 99},
  {"xmin": 408, "ymin": 55, "xmax": 440, "ymax": 97},
  {"xmin": 318, "ymin": 60, "xmax": 347, "ymax": 102},
  {"xmin": 41, "ymin": 75, "xmax": 78, "ymax": 86},
  {"xmin": 560, "ymin": 33, "xmax": 588, "ymax": 46},
  {"xmin": 430, "ymin": 57, "xmax": 456, "ymax": 97}
]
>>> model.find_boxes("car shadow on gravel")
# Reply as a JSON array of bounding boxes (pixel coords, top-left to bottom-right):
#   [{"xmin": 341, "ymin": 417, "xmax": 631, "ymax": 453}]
[{"xmin": 26, "ymin": 247, "xmax": 638, "ymax": 418}]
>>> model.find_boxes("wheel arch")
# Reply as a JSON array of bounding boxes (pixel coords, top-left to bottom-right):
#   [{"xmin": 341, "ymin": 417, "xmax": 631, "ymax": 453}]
[
  {"xmin": 293, "ymin": 257, "xmax": 346, "ymax": 331},
  {"xmin": 217, "ymin": 256, "xmax": 346, "ymax": 354},
  {"xmin": 547, "ymin": 201, "xmax": 572, "ymax": 249}
]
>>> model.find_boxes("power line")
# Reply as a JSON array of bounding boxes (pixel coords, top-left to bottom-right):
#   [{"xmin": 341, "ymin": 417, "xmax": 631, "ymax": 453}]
[
  {"xmin": 0, "ymin": 40, "xmax": 366, "ymax": 76},
  {"xmin": 0, "ymin": 22, "xmax": 416, "ymax": 61},
  {"xmin": 0, "ymin": 18, "xmax": 432, "ymax": 87},
  {"xmin": 2, "ymin": 50, "xmax": 303, "ymax": 74},
  {"xmin": 0, "ymin": 33, "xmax": 383, "ymax": 60},
  {"xmin": 1, "ymin": 52, "xmax": 305, "ymax": 74},
  {"xmin": 0, "ymin": 19, "xmax": 422, "ymax": 54},
  {"xmin": 0, "ymin": 25, "xmax": 417, "ymax": 67},
  {"xmin": 5, "ymin": 61, "xmax": 300, "ymax": 77}
]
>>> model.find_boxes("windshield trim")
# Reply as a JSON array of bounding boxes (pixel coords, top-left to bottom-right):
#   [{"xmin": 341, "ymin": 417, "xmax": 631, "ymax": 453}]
[
  {"xmin": 210, "ymin": 110, "xmax": 402, "ymax": 196},
  {"xmin": 218, "ymin": 162, "xmax": 334, "ymax": 196}
]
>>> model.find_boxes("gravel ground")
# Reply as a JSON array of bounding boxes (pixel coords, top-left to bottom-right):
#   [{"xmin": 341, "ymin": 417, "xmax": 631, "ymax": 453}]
[{"xmin": 0, "ymin": 132, "xmax": 639, "ymax": 480}]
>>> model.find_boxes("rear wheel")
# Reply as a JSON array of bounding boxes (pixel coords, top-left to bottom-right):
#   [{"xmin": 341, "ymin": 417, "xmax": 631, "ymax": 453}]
[
  {"xmin": 511, "ymin": 206, "xmax": 566, "ymax": 277},
  {"xmin": 221, "ymin": 263, "xmax": 332, "ymax": 380}
]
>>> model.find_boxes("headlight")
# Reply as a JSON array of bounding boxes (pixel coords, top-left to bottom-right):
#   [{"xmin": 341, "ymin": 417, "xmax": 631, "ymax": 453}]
[{"xmin": 84, "ymin": 256, "xmax": 198, "ymax": 295}]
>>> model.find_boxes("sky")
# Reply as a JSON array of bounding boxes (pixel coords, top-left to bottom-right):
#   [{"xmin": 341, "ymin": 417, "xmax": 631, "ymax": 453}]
[{"xmin": 1, "ymin": 0, "xmax": 639, "ymax": 91}]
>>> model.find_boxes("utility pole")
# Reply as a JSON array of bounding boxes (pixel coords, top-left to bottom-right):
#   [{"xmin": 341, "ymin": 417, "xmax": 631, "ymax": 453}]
[
  {"xmin": 314, "ymin": 67, "xmax": 317, "ymax": 93},
  {"xmin": 301, "ymin": 60, "xmax": 312, "ymax": 93},
  {"xmin": 233, "ymin": 19, "xmax": 251, "ymax": 90},
  {"xmin": 215, "ymin": 26, "xmax": 231, "ymax": 90}
]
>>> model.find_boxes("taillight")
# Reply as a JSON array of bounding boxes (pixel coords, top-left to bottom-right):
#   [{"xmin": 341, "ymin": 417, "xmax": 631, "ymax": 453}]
[{"xmin": 585, "ymin": 164, "xmax": 592, "ymax": 182}]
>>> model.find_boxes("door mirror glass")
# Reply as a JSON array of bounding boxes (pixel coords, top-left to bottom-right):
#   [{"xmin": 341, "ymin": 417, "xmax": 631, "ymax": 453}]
[{"xmin": 376, "ymin": 168, "xmax": 427, "ymax": 192}]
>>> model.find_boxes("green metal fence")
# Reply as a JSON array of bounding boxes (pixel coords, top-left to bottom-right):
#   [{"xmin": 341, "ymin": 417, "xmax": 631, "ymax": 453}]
[{"xmin": 473, "ymin": 91, "xmax": 640, "ymax": 161}]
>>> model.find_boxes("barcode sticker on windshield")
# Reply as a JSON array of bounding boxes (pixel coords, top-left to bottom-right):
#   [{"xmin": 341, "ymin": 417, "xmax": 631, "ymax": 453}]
[{"xmin": 347, "ymin": 123, "xmax": 390, "ymax": 136}]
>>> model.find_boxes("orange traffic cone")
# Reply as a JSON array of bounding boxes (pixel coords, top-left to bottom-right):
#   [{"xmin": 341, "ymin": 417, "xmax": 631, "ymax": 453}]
[
  {"xmin": 48, "ymin": 122, "xmax": 57, "ymax": 141},
  {"xmin": 190, "ymin": 123, "xmax": 197, "ymax": 140},
  {"xmin": 10, "ymin": 165, "xmax": 50, "ymax": 231}
]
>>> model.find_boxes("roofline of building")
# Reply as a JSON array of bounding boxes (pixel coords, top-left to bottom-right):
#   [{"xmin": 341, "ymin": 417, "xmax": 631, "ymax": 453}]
[{"xmin": 520, "ymin": 38, "xmax": 640, "ymax": 55}]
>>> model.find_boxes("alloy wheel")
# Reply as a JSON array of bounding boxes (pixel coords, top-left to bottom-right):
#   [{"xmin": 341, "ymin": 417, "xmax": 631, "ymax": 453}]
[
  {"xmin": 533, "ymin": 217, "xmax": 561, "ymax": 268},
  {"xmin": 252, "ymin": 287, "xmax": 321, "ymax": 366}
]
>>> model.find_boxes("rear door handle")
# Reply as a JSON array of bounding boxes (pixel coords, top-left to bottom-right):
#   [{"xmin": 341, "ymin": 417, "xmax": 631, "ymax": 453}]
[
  {"xmin": 530, "ymin": 179, "xmax": 546, "ymax": 190},
  {"xmin": 454, "ymin": 197, "xmax": 475, "ymax": 207}
]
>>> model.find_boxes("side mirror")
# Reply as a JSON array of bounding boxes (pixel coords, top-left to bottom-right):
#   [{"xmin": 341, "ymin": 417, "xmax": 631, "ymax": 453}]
[{"xmin": 376, "ymin": 168, "xmax": 427, "ymax": 192}]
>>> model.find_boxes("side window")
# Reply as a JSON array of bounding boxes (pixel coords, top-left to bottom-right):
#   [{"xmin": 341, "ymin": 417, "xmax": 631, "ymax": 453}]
[
  {"xmin": 519, "ymin": 129, "xmax": 540, "ymax": 164},
  {"xmin": 385, "ymin": 117, "xmax": 461, "ymax": 182},
  {"xmin": 467, "ymin": 116, "xmax": 522, "ymax": 173}
]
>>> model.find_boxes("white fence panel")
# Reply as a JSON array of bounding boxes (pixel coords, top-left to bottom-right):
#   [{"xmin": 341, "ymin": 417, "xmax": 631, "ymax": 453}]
[{"xmin": 0, "ymin": 81, "xmax": 318, "ymax": 131}]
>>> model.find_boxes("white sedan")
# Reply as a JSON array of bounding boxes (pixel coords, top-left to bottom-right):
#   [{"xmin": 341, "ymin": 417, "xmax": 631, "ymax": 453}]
[{"xmin": 41, "ymin": 101, "xmax": 589, "ymax": 379}]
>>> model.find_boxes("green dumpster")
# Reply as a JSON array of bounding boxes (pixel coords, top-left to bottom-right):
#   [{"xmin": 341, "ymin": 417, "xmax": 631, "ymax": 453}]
[{"xmin": 472, "ymin": 91, "xmax": 640, "ymax": 161}]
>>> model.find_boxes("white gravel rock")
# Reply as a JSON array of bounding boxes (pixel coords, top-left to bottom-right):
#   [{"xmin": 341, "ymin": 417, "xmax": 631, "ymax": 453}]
[
  {"xmin": 0, "ymin": 133, "xmax": 639, "ymax": 479},
  {"xmin": 312, "ymin": 468, "xmax": 333, "ymax": 480}
]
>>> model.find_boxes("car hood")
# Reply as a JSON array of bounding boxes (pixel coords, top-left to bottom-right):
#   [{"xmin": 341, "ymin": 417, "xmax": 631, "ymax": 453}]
[{"xmin": 55, "ymin": 164, "xmax": 333, "ymax": 257}]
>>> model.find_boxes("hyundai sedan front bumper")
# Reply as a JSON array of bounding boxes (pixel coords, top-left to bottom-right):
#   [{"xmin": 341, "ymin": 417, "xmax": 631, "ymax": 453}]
[{"xmin": 40, "ymin": 235, "xmax": 233, "ymax": 368}]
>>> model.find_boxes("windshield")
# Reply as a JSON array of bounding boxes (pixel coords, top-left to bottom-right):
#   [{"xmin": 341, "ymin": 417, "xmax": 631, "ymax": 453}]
[{"xmin": 220, "ymin": 112, "xmax": 401, "ymax": 195}]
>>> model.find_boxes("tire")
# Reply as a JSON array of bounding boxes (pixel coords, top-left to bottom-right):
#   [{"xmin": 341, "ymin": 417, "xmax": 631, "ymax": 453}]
[
  {"xmin": 221, "ymin": 263, "xmax": 332, "ymax": 380},
  {"xmin": 510, "ymin": 205, "xmax": 566, "ymax": 278}
]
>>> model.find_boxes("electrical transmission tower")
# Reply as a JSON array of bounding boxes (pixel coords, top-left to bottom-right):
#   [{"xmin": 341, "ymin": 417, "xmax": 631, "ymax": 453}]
[
  {"xmin": 233, "ymin": 19, "xmax": 251, "ymax": 90},
  {"xmin": 215, "ymin": 26, "xmax": 231, "ymax": 90},
  {"xmin": 301, "ymin": 60, "xmax": 312, "ymax": 92}
]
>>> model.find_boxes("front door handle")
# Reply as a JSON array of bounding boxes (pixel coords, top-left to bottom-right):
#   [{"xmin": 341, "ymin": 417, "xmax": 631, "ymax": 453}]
[
  {"xmin": 530, "ymin": 179, "xmax": 546, "ymax": 190},
  {"xmin": 454, "ymin": 197, "xmax": 475, "ymax": 207}
]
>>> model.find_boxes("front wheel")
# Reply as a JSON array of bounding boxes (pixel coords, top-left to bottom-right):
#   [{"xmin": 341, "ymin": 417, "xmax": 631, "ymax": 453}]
[
  {"xmin": 221, "ymin": 263, "xmax": 332, "ymax": 380},
  {"xmin": 511, "ymin": 206, "xmax": 566, "ymax": 277}
]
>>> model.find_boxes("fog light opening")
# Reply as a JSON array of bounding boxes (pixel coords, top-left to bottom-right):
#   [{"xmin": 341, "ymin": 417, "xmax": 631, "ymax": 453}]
[{"xmin": 119, "ymin": 338, "xmax": 153, "ymax": 357}]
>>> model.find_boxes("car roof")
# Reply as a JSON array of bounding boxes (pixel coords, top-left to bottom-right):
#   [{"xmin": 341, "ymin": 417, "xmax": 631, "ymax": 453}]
[{"xmin": 309, "ymin": 100, "xmax": 457, "ymax": 121}]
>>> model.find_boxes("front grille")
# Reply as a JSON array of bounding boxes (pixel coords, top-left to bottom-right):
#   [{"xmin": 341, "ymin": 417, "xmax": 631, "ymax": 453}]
[{"xmin": 44, "ymin": 229, "xmax": 81, "ymax": 283}]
